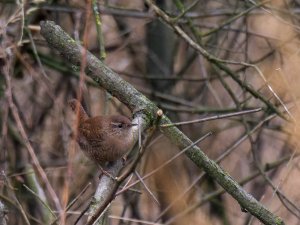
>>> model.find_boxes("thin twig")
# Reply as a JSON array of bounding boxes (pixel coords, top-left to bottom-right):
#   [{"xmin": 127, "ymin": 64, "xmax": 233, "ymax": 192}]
[
  {"xmin": 134, "ymin": 170, "xmax": 160, "ymax": 206},
  {"xmin": 25, "ymin": 27, "xmax": 52, "ymax": 82},
  {"xmin": 3, "ymin": 172, "xmax": 30, "ymax": 225},
  {"xmin": 23, "ymin": 184, "xmax": 57, "ymax": 219},
  {"xmin": 173, "ymin": 0, "xmax": 203, "ymax": 22},
  {"xmin": 0, "ymin": 193, "xmax": 43, "ymax": 224},
  {"xmin": 266, "ymin": 149, "xmax": 297, "ymax": 208},
  {"xmin": 17, "ymin": 0, "xmax": 25, "ymax": 46},
  {"xmin": 109, "ymin": 215, "xmax": 164, "ymax": 225},
  {"xmin": 201, "ymin": 2, "xmax": 269, "ymax": 37},
  {"xmin": 51, "ymin": 182, "xmax": 91, "ymax": 225},
  {"xmin": 160, "ymin": 108, "xmax": 262, "ymax": 127}
]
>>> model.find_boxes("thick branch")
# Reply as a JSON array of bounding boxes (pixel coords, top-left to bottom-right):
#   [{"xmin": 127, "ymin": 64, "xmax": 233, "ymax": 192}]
[{"xmin": 40, "ymin": 20, "xmax": 285, "ymax": 225}]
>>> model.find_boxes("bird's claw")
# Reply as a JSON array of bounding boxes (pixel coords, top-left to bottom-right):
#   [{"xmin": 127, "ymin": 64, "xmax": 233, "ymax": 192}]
[
  {"xmin": 98, "ymin": 170, "xmax": 115, "ymax": 180},
  {"xmin": 122, "ymin": 157, "xmax": 127, "ymax": 165},
  {"xmin": 97, "ymin": 165, "xmax": 115, "ymax": 180}
]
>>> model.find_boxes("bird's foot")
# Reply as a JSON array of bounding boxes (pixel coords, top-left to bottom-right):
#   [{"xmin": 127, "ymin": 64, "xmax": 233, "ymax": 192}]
[
  {"xmin": 98, "ymin": 171, "xmax": 115, "ymax": 180},
  {"xmin": 97, "ymin": 165, "xmax": 115, "ymax": 180},
  {"xmin": 122, "ymin": 157, "xmax": 127, "ymax": 165}
]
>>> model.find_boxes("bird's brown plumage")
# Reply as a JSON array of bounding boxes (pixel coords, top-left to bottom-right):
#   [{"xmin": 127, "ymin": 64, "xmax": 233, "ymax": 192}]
[{"xmin": 68, "ymin": 99, "xmax": 136, "ymax": 162}]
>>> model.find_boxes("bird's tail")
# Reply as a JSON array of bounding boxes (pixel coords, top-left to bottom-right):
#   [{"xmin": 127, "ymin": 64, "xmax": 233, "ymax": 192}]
[{"xmin": 68, "ymin": 99, "xmax": 89, "ymax": 123}]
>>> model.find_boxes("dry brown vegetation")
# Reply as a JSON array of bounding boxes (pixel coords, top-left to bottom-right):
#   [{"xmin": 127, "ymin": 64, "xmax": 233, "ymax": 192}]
[{"xmin": 1, "ymin": 0, "xmax": 300, "ymax": 224}]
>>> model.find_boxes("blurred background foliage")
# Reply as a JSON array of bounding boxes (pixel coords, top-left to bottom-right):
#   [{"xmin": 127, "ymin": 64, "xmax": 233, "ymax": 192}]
[{"xmin": 1, "ymin": 0, "xmax": 300, "ymax": 224}]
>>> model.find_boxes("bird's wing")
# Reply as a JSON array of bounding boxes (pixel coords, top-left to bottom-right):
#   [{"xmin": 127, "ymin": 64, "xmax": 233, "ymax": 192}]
[{"xmin": 82, "ymin": 119, "xmax": 106, "ymax": 147}]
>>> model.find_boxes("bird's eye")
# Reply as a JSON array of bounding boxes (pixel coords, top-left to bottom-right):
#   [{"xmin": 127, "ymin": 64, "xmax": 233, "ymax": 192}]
[{"xmin": 118, "ymin": 123, "xmax": 123, "ymax": 128}]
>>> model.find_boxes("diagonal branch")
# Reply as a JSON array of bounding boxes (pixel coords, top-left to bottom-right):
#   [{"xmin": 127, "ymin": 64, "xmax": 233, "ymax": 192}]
[{"xmin": 40, "ymin": 20, "xmax": 285, "ymax": 225}]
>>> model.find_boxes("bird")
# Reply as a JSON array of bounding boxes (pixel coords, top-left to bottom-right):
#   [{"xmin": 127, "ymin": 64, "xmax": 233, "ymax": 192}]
[{"xmin": 68, "ymin": 99, "xmax": 137, "ymax": 178}]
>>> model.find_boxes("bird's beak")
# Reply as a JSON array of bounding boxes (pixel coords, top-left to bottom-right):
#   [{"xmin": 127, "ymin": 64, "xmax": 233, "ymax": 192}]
[{"xmin": 129, "ymin": 123, "xmax": 138, "ymax": 126}]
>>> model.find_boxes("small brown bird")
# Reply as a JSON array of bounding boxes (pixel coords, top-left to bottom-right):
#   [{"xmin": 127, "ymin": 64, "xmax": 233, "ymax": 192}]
[{"xmin": 68, "ymin": 99, "xmax": 137, "ymax": 177}]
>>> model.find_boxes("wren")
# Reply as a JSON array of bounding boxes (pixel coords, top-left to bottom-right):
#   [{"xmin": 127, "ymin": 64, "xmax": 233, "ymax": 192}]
[{"xmin": 68, "ymin": 99, "xmax": 137, "ymax": 177}]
